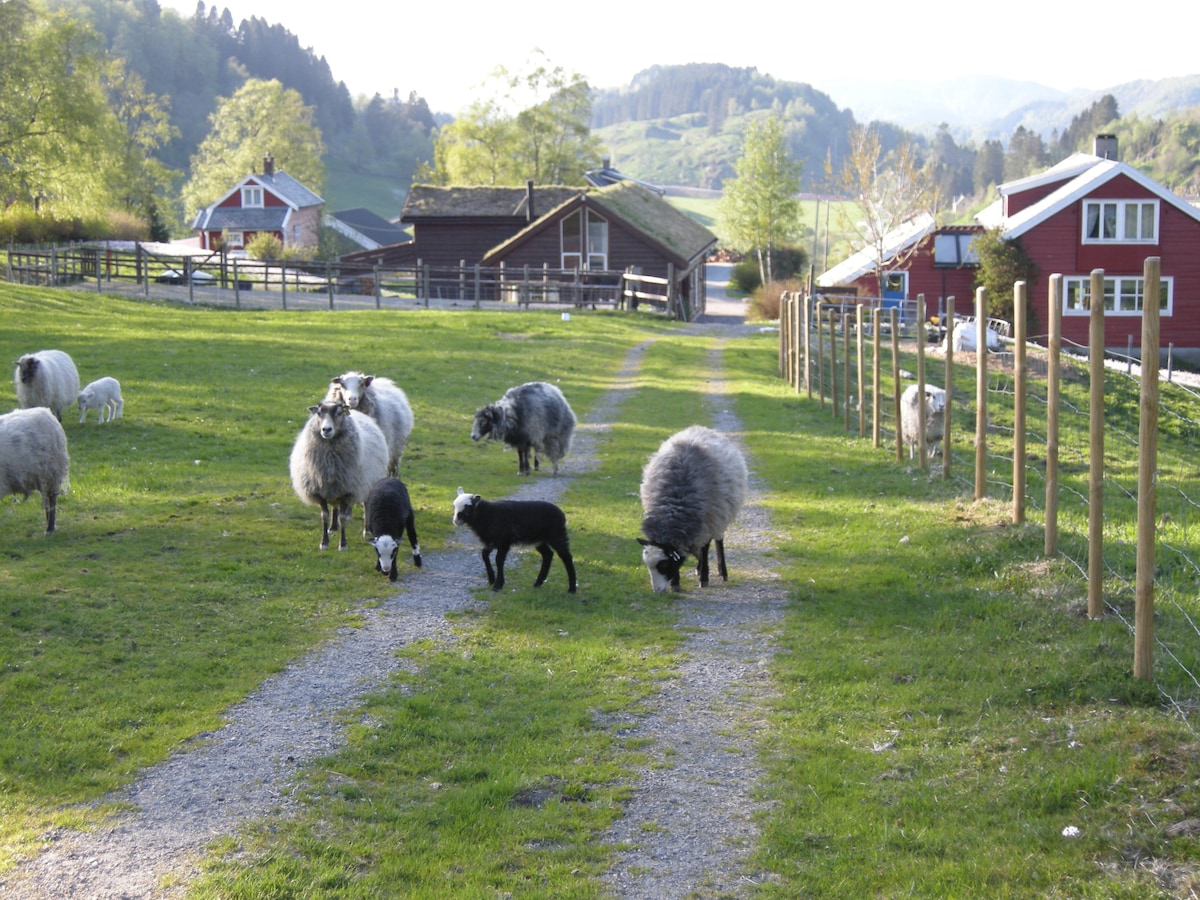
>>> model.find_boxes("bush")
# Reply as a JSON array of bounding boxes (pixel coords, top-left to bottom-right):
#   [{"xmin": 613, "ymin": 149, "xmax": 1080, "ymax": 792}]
[
  {"xmin": 727, "ymin": 245, "xmax": 810, "ymax": 297},
  {"xmin": 728, "ymin": 258, "xmax": 761, "ymax": 295},
  {"xmin": 0, "ymin": 205, "xmax": 151, "ymax": 244},
  {"xmin": 747, "ymin": 279, "xmax": 803, "ymax": 322},
  {"xmin": 246, "ymin": 232, "xmax": 284, "ymax": 261}
]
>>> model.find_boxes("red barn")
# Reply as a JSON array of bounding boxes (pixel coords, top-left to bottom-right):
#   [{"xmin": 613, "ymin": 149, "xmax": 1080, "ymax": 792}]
[{"xmin": 976, "ymin": 135, "xmax": 1200, "ymax": 361}]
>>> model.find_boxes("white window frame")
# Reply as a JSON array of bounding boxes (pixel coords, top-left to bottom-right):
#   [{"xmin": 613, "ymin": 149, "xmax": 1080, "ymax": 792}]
[
  {"xmin": 241, "ymin": 186, "xmax": 264, "ymax": 208},
  {"xmin": 561, "ymin": 208, "xmax": 608, "ymax": 270},
  {"xmin": 1062, "ymin": 275, "xmax": 1173, "ymax": 317},
  {"xmin": 226, "ymin": 231, "xmax": 244, "ymax": 248},
  {"xmin": 1081, "ymin": 199, "xmax": 1158, "ymax": 244}
]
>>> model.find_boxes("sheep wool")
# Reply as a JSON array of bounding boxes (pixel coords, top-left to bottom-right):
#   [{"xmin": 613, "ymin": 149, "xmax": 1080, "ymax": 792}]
[
  {"xmin": 363, "ymin": 476, "xmax": 422, "ymax": 580},
  {"xmin": 77, "ymin": 376, "xmax": 124, "ymax": 424},
  {"xmin": 0, "ymin": 407, "xmax": 70, "ymax": 534},
  {"xmin": 452, "ymin": 488, "xmax": 577, "ymax": 593},
  {"xmin": 14, "ymin": 350, "xmax": 80, "ymax": 422},
  {"xmin": 470, "ymin": 381, "xmax": 575, "ymax": 476},
  {"xmin": 638, "ymin": 425, "xmax": 748, "ymax": 592},
  {"xmin": 290, "ymin": 400, "xmax": 389, "ymax": 550},
  {"xmin": 899, "ymin": 384, "xmax": 947, "ymax": 463},
  {"xmin": 326, "ymin": 372, "xmax": 414, "ymax": 477}
]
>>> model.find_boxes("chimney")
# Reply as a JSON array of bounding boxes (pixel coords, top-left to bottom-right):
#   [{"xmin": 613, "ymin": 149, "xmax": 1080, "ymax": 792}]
[
  {"xmin": 1094, "ymin": 134, "xmax": 1118, "ymax": 160},
  {"xmin": 526, "ymin": 179, "xmax": 535, "ymax": 222},
  {"xmin": 601, "ymin": 156, "xmax": 611, "ymax": 170},
  {"xmin": 263, "ymin": 152, "xmax": 275, "ymax": 176}
]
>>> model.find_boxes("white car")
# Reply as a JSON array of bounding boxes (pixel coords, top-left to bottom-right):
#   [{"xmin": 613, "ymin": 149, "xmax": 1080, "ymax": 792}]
[{"xmin": 156, "ymin": 268, "xmax": 215, "ymax": 285}]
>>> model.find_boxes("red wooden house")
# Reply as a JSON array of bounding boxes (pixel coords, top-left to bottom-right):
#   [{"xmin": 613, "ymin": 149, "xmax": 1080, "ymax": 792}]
[
  {"xmin": 975, "ymin": 135, "xmax": 1200, "ymax": 360},
  {"xmin": 191, "ymin": 154, "xmax": 324, "ymax": 253}
]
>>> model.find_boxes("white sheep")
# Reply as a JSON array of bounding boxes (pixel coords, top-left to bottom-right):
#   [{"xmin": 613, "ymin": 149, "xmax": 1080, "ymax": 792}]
[
  {"xmin": 638, "ymin": 425, "xmax": 748, "ymax": 592},
  {"xmin": 289, "ymin": 399, "xmax": 389, "ymax": 550},
  {"xmin": 900, "ymin": 384, "xmax": 947, "ymax": 463},
  {"xmin": 470, "ymin": 381, "xmax": 576, "ymax": 476},
  {"xmin": 0, "ymin": 407, "xmax": 70, "ymax": 534},
  {"xmin": 77, "ymin": 377, "xmax": 123, "ymax": 424},
  {"xmin": 326, "ymin": 372, "xmax": 414, "ymax": 476},
  {"xmin": 14, "ymin": 350, "xmax": 79, "ymax": 422}
]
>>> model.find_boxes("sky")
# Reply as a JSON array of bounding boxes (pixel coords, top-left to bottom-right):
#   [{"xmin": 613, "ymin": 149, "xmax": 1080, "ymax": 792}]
[{"xmin": 161, "ymin": 0, "xmax": 1200, "ymax": 115}]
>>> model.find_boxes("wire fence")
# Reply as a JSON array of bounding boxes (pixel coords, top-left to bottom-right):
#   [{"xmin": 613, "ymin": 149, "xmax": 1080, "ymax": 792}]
[{"xmin": 780, "ymin": 260, "xmax": 1200, "ymax": 728}]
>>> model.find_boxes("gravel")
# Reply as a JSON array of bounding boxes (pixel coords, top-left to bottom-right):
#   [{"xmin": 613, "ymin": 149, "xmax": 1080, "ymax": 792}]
[{"xmin": 4, "ymin": 292, "xmax": 788, "ymax": 899}]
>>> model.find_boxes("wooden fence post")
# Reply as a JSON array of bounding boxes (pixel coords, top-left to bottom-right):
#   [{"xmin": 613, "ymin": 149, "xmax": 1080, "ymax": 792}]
[
  {"xmin": 1134, "ymin": 257, "xmax": 1161, "ymax": 680},
  {"xmin": 374, "ymin": 264, "xmax": 381, "ymax": 309},
  {"xmin": 916, "ymin": 294, "xmax": 928, "ymax": 469},
  {"xmin": 1013, "ymin": 281, "xmax": 1027, "ymax": 524},
  {"xmin": 974, "ymin": 287, "xmax": 988, "ymax": 500},
  {"xmin": 843, "ymin": 311, "xmax": 851, "ymax": 430},
  {"xmin": 1045, "ymin": 275, "xmax": 1062, "ymax": 556},
  {"xmin": 1088, "ymin": 268, "xmax": 1105, "ymax": 618},
  {"xmin": 856, "ymin": 305, "xmax": 866, "ymax": 436},
  {"xmin": 872, "ymin": 307, "xmax": 882, "ymax": 448},
  {"xmin": 830, "ymin": 307, "xmax": 839, "ymax": 417},
  {"xmin": 942, "ymin": 296, "xmax": 954, "ymax": 478},
  {"xmin": 803, "ymin": 294, "xmax": 812, "ymax": 399},
  {"xmin": 891, "ymin": 308, "xmax": 901, "ymax": 461},
  {"xmin": 816, "ymin": 302, "xmax": 826, "ymax": 410}
]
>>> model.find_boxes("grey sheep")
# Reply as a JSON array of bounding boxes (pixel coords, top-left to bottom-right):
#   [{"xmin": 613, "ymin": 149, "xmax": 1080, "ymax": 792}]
[
  {"xmin": 77, "ymin": 376, "xmax": 124, "ymax": 424},
  {"xmin": 638, "ymin": 425, "xmax": 748, "ymax": 592},
  {"xmin": 0, "ymin": 407, "xmax": 70, "ymax": 534},
  {"xmin": 290, "ymin": 400, "xmax": 389, "ymax": 550},
  {"xmin": 471, "ymin": 381, "xmax": 576, "ymax": 476},
  {"xmin": 326, "ymin": 371, "xmax": 414, "ymax": 476},
  {"xmin": 364, "ymin": 476, "xmax": 422, "ymax": 580},
  {"xmin": 900, "ymin": 384, "xmax": 947, "ymax": 463},
  {"xmin": 452, "ymin": 488, "xmax": 577, "ymax": 592},
  {"xmin": 14, "ymin": 350, "xmax": 79, "ymax": 422}
]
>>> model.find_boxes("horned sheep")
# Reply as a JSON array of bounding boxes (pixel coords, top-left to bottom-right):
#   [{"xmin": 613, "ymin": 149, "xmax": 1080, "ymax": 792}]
[
  {"xmin": 638, "ymin": 425, "xmax": 748, "ymax": 592},
  {"xmin": 14, "ymin": 350, "xmax": 79, "ymax": 422},
  {"xmin": 364, "ymin": 476, "xmax": 422, "ymax": 580},
  {"xmin": 289, "ymin": 400, "xmax": 389, "ymax": 550},
  {"xmin": 326, "ymin": 372, "xmax": 414, "ymax": 476},
  {"xmin": 470, "ymin": 381, "xmax": 575, "ymax": 476},
  {"xmin": 77, "ymin": 376, "xmax": 124, "ymax": 424},
  {"xmin": 452, "ymin": 488, "xmax": 577, "ymax": 593},
  {"xmin": 0, "ymin": 407, "xmax": 70, "ymax": 534},
  {"xmin": 899, "ymin": 384, "xmax": 947, "ymax": 464}
]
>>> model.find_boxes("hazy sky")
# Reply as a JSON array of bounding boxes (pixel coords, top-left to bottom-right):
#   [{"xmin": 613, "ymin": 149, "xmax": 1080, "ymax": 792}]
[{"xmin": 161, "ymin": 0, "xmax": 1199, "ymax": 114}]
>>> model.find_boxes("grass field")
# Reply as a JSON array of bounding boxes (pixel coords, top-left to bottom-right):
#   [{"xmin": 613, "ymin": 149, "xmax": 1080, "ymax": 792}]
[{"xmin": 2, "ymin": 285, "xmax": 1199, "ymax": 897}]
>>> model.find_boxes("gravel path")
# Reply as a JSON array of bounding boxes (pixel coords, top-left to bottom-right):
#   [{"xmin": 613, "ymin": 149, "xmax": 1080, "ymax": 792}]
[{"xmin": 4, "ymin": 284, "xmax": 788, "ymax": 899}]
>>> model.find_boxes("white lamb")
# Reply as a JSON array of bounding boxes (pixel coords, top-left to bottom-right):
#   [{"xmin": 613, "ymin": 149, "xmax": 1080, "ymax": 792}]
[
  {"xmin": 900, "ymin": 384, "xmax": 947, "ymax": 463},
  {"xmin": 77, "ymin": 377, "xmax": 123, "ymax": 424}
]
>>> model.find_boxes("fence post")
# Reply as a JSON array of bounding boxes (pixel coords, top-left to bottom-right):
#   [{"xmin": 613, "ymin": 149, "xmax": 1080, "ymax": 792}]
[
  {"xmin": 942, "ymin": 296, "xmax": 954, "ymax": 478},
  {"xmin": 872, "ymin": 307, "xmax": 882, "ymax": 447},
  {"xmin": 890, "ymin": 308, "xmax": 901, "ymax": 461},
  {"xmin": 816, "ymin": 302, "xmax": 825, "ymax": 410},
  {"xmin": 778, "ymin": 294, "xmax": 789, "ymax": 380},
  {"xmin": 1134, "ymin": 257, "xmax": 1161, "ymax": 680},
  {"xmin": 843, "ymin": 312, "xmax": 852, "ymax": 430},
  {"xmin": 95, "ymin": 248, "xmax": 102, "ymax": 292},
  {"xmin": 803, "ymin": 293, "xmax": 812, "ymax": 399},
  {"xmin": 974, "ymin": 287, "xmax": 988, "ymax": 500},
  {"xmin": 830, "ymin": 308, "xmax": 839, "ymax": 417},
  {"xmin": 523, "ymin": 264, "xmax": 531, "ymax": 309},
  {"xmin": 1013, "ymin": 281, "xmax": 1027, "ymax": 524},
  {"xmin": 327, "ymin": 261, "xmax": 335, "ymax": 309},
  {"xmin": 233, "ymin": 259, "xmax": 241, "ymax": 309},
  {"xmin": 916, "ymin": 294, "xmax": 928, "ymax": 469},
  {"xmin": 1045, "ymin": 275, "xmax": 1062, "ymax": 556},
  {"xmin": 423, "ymin": 263, "xmax": 430, "ymax": 308},
  {"xmin": 856, "ymin": 305, "xmax": 867, "ymax": 436},
  {"xmin": 1087, "ymin": 268, "xmax": 1105, "ymax": 618},
  {"xmin": 374, "ymin": 264, "xmax": 381, "ymax": 309}
]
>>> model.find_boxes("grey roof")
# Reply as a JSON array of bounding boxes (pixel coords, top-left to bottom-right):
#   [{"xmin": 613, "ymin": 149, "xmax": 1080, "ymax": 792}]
[
  {"xmin": 203, "ymin": 206, "xmax": 290, "ymax": 232},
  {"xmin": 401, "ymin": 185, "xmax": 581, "ymax": 221},
  {"xmin": 257, "ymin": 171, "xmax": 323, "ymax": 208},
  {"xmin": 326, "ymin": 208, "xmax": 408, "ymax": 248}
]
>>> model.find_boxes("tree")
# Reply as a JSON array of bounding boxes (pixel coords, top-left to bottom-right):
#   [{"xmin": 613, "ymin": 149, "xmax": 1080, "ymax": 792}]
[
  {"xmin": 718, "ymin": 114, "xmax": 803, "ymax": 285},
  {"xmin": 182, "ymin": 78, "xmax": 325, "ymax": 220},
  {"xmin": 430, "ymin": 52, "xmax": 601, "ymax": 186},
  {"xmin": 827, "ymin": 124, "xmax": 939, "ymax": 298},
  {"xmin": 973, "ymin": 228, "xmax": 1039, "ymax": 323}
]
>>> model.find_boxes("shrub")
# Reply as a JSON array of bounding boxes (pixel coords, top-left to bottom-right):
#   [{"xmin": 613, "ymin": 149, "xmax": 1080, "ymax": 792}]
[
  {"xmin": 727, "ymin": 245, "xmax": 810, "ymax": 296},
  {"xmin": 729, "ymin": 258, "xmax": 761, "ymax": 295},
  {"xmin": 747, "ymin": 279, "xmax": 803, "ymax": 322},
  {"xmin": 246, "ymin": 232, "xmax": 284, "ymax": 260}
]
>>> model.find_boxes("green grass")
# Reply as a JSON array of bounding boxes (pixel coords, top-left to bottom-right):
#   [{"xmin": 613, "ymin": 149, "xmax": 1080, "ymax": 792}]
[{"xmin": 3, "ymin": 286, "xmax": 1200, "ymax": 897}]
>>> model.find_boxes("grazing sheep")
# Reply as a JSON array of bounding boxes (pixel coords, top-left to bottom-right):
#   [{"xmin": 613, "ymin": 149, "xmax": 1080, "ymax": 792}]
[
  {"xmin": 452, "ymin": 487, "xmax": 577, "ymax": 593},
  {"xmin": 0, "ymin": 407, "xmax": 70, "ymax": 534},
  {"xmin": 471, "ymin": 381, "xmax": 575, "ymax": 476},
  {"xmin": 900, "ymin": 384, "xmax": 947, "ymax": 463},
  {"xmin": 326, "ymin": 372, "xmax": 413, "ymax": 476},
  {"xmin": 364, "ymin": 477, "xmax": 422, "ymax": 580},
  {"xmin": 14, "ymin": 350, "xmax": 79, "ymax": 422},
  {"xmin": 289, "ymin": 400, "xmax": 389, "ymax": 550},
  {"xmin": 638, "ymin": 425, "xmax": 748, "ymax": 592},
  {"xmin": 77, "ymin": 376, "xmax": 123, "ymax": 424}
]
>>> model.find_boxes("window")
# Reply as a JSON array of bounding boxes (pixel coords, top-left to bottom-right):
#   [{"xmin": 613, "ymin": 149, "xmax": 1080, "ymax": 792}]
[
  {"xmin": 1062, "ymin": 275, "xmax": 1172, "ymax": 317},
  {"xmin": 561, "ymin": 209, "xmax": 608, "ymax": 270},
  {"xmin": 1082, "ymin": 199, "xmax": 1157, "ymax": 243},
  {"xmin": 226, "ymin": 231, "xmax": 244, "ymax": 248},
  {"xmin": 933, "ymin": 232, "xmax": 980, "ymax": 267},
  {"xmin": 241, "ymin": 186, "xmax": 263, "ymax": 208},
  {"xmin": 883, "ymin": 271, "xmax": 907, "ymax": 297}
]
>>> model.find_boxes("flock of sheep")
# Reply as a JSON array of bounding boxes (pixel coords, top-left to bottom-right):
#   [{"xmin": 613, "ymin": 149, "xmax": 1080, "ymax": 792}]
[{"xmin": 5, "ymin": 346, "xmax": 949, "ymax": 594}]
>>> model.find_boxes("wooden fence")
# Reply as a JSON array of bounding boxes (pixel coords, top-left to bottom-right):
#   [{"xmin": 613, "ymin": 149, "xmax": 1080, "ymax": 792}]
[
  {"xmin": 5, "ymin": 244, "xmax": 697, "ymax": 318},
  {"xmin": 780, "ymin": 260, "xmax": 1168, "ymax": 683}
]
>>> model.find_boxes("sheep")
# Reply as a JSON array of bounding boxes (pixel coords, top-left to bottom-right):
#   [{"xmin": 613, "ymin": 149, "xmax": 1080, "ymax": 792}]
[
  {"xmin": 77, "ymin": 376, "xmax": 123, "ymax": 424},
  {"xmin": 0, "ymin": 407, "xmax": 70, "ymax": 534},
  {"xmin": 638, "ymin": 425, "xmax": 748, "ymax": 592},
  {"xmin": 452, "ymin": 487, "xmax": 577, "ymax": 593},
  {"xmin": 899, "ymin": 384, "xmax": 947, "ymax": 464},
  {"xmin": 363, "ymin": 476, "xmax": 422, "ymax": 580},
  {"xmin": 325, "ymin": 372, "xmax": 414, "ymax": 476},
  {"xmin": 470, "ymin": 381, "xmax": 576, "ymax": 476},
  {"xmin": 289, "ymin": 399, "xmax": 389, "ymax": 550},
  {"xmin": 14, "ymin": 350, "xmax": 79, "ymax": 422}
]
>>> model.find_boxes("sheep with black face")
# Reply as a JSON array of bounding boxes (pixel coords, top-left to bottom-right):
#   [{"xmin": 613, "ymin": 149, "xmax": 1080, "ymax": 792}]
[
  {"xmin": 452, "ymin": 488, "xmax": 577, "ymax": 593},
  {"xmin": 638, "ymin": 425, "xmax": 748, "ymax": 592},
  {"xmin": 471, "ymin": 381, "xmax": 575, "ymax": 476}
]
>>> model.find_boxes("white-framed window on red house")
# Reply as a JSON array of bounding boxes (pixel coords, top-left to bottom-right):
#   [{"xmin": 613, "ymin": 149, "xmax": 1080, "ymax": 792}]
[
  {"xmin": 1082, "ymin": 199, "xmax": 1158, "ymax": 243},
  {"xmin": 226, "ymin": 231, "xmax": 244, "ymax": 248},
  {"xmin": 1062, "ymin": 274, "xmax": 1172, "ymax": 316},
  {"xmin": 561, "ymin": 209, "xmax": 608, "ymax": 270},
  {"xmin": 241, "ymin": 186, "xmax": 263, "ymax": 208}
]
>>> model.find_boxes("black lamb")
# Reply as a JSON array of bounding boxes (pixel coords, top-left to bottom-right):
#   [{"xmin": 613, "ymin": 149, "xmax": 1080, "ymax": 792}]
[
  {"xmin": 363, "ymin": 477, "xmax": 422, "ymax": 580},
  {"xmin": 451, "ymin": 488, "xmax": 577, "ymax": 593}
]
